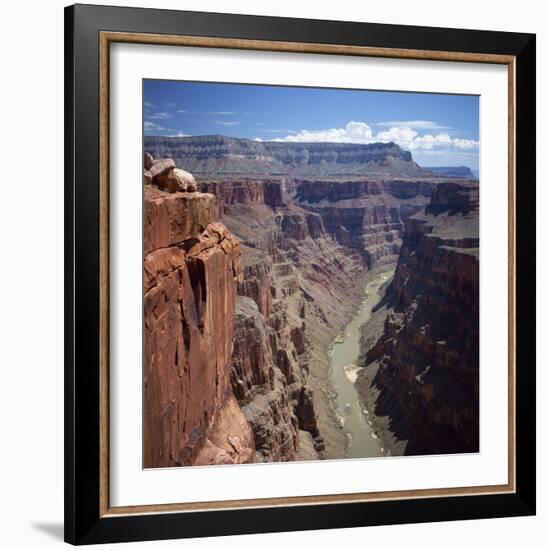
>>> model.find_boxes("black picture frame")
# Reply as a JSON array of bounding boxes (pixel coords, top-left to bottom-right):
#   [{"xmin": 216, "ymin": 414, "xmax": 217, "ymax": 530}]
[{"xmin": 65, "ymin": 3, "xmax": 536, "ymax": 545}]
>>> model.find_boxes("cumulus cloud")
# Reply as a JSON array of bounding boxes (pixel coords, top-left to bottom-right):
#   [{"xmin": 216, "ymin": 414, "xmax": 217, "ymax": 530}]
[
  {"xmin": 272, "ymin": 121, "xmax": 375, "ymax": 143},
  {"xmin": 376, "ymin": 126, "xmax": 418, "ymax": 143},
  {"xmin": 262, "ymin": 120, "xmax": 478, "ymax": 153}
]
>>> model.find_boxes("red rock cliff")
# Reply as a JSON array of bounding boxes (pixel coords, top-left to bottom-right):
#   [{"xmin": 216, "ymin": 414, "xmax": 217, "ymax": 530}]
[{"xmin": 143, "ymin": 161, "xmax": 255, "ymax": 468}]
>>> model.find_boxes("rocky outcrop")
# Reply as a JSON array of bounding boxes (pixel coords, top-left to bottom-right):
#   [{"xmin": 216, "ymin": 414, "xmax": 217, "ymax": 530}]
[
  {"xmin": 145, "ymin": 135, "xmax": 431, "ymax": 177},
  {"xmin": 143, "ymin": 164, "xmax": 255, "ymax": 468},
  {"xmin": 356, "ymin": 181, "xmax": 479, "ymax": 455},
  {"xmin": 144, "ymin": 188, "xmax": 218, "ymax": 255},
  {"xmin": 230, "ymin": 297, "xmax": 320, "ymax": 462},
  {"xmin": 201, "ymin": 179, "xmax": 285, "ymax": 208},
  {"xmin": 143, "ymin": 157, "xmax": 332, "ymax": 466}
]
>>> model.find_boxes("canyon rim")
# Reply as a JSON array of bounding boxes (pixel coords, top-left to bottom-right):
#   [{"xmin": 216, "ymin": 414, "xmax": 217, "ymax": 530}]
[{"xmin": 142, "ymin": 81, "xmax": 480, "ymax": 468}]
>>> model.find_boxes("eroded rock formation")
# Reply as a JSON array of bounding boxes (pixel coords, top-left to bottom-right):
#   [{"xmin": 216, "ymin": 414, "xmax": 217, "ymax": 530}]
[
  {"xmin": 356, "ymin": 181, "xmax": 479, "ymax": 455},
  {"xmin": 143, "ymin": 142, "xmax": 480, "ymax": 464},
  {"xmin": 293, "ymin": 178, "xmax": 436, "ymax": 268},
  {"xmin": 201, "ymin": 177, "xmax": 412, "ymax": 459}
]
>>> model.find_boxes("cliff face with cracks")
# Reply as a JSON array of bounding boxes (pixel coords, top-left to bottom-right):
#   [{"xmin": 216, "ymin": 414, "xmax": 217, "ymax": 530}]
[
  {"xmin": 143, "ymin": 169, "xmax": 256, "ymax": 467},
  {"xmin": 356, "ymin": 181, "xmax": 479, "ymax": 455}
]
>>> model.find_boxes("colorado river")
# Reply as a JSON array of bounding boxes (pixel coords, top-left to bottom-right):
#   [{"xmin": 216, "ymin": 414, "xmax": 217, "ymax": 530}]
[{"xmin": 329, "ymin": 269, "xmax": 393, "ymax": 458}]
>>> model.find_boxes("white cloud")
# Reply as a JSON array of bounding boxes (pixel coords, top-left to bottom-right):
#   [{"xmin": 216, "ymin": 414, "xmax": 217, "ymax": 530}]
[
  {"xmin": 398, "ymin": 131, "xmax": 479, "ymax": 151},
  {"xmin": 260, "ymin": 129, "xmax": 298, "ymax": 134},
  {"xmin": 144, "ymin": 121, "xmax": 164, "ymax": 131},
  {"xmin": 377, "ymin": 120, "xmax": 452, "ymax": 130},
  {"xmin": 144, "ymin": 101, "xmax": 154, "ymax": 109},
  {"xmin": 144, "ymin": 122, "xmax": 190, "ymax": 137},
  {"xmin": 262, "ymin": 120, "xmax": 478, "ymax": 154},
  {"xmin": 377, "ymin": 126, "xmax": 418, "ymax": 143},
  {"xmin": 210, "ymin": 111, "xmax": 253, "ymax": 115},
  {"xmin": 176, "ymin": 109, "xmax": 187, "ymax": 114},
  {"xmin": 146, "ymin": 112, "xmax": 172, "ymax": 120},
  {"xmin": 164, "ymin": 102, "xmax": 176, "ymax": 108},
  {"xmin": 270, "ymin": 121, "xmax": 374, "ymax": 143},
  {"xmin": 216, "ymin": 120, "xmax": 241, "ymax": 126}
]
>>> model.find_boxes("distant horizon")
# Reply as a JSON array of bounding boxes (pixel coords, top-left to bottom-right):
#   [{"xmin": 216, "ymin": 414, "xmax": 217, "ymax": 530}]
[
  {"xmin": 144, "ymin": 80, "xmax": 480, "ymax": 170},
  {"xmin": 144, "ymin": 133, "xmax": 477, "ymax": 171}
]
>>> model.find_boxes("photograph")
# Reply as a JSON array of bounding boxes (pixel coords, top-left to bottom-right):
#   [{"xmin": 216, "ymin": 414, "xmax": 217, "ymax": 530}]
[
  {"xmin": 142, "ymin": 80, "xmax": 480, "ymax": 468},
  {"xmin": 59, "ymin": 2, "xmax": 537, "ymax": 545}
]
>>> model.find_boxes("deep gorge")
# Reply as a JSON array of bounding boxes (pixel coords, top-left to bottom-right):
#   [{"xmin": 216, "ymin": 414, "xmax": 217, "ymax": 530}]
[{"xmin": 143, "ymin": 137, "xmax": 479, "ymax": 467}]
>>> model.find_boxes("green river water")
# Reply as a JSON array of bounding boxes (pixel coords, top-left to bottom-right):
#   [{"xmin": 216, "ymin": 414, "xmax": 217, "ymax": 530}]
[{"xmin": 328, "ymin": 270, "xmax": 393, "ymax": 459}]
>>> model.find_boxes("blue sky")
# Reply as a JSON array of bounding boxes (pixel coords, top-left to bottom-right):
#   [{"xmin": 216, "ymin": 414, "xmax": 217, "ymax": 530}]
[{"xmin": 144, "ymin": 80, "xmax": 479, "ymax": 169}]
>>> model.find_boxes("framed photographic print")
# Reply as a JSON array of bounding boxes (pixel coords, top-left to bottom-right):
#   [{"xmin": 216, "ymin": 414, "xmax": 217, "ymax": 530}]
[{"xmin": 64, "ymin": 4, "xmax": 536, "ymax": 545}]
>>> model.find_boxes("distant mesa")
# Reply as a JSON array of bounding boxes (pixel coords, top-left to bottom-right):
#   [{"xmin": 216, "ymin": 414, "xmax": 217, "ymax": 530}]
[
  {"xmin": 144, "ymin": 135, "xmax": 432, "ymax": 178},
  {"xmin": 424, "ymin": 165, "xmax": 475, "ymax": 178}
]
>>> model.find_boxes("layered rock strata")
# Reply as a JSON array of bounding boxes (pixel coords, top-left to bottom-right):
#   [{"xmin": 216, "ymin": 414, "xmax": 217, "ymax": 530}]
[
  {"xmin": 143, "ymin": 146, "xmax": 480, "ymax": 464},
  {"xmin": 356, "ymin": 181, "xmax": 479, "ymax": 455},
  {"xmin": 203, "ymin": 180, "xmax": 375, "ymax": 459},
  {"xmin": 145, "ymin": 135, "xmax": 432, "ymax": 177},
  {"xmin": 293, "ymin": 178, "xmax": 436, "ymax": 269},
  {"xmin": 143, "ymin": 160, "xmax": 255, "ymax": 468},
  {"xmin": 195, "ymin": 173, "xmax": 455, "ymax": 459}
]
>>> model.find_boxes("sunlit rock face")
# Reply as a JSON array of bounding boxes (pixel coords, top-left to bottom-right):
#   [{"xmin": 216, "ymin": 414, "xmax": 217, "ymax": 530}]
[{"xmin": 143, "ymin": 179, "xmax": 255, "ymax": 468}]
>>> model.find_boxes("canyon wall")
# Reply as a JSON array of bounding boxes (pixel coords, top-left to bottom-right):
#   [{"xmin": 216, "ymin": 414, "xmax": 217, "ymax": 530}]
[
  {"xmin": 293, "ymin": 178, "xmax": 436, "ymax": 268},
  {"xmin": 201, "ymin": 174, "xmax": 442, "ymax": 459},
  {"xmin": 143, "ymin": 162, "xmax": 255, "ymax": 468},
  {"xmin": 209, "ymin": 181, "xmax": 368, "ymax": 459},
  {"xmin": 145, "ymin": 136, "xmax": 432, "ymax": 177},
  {"xmin": 143, "ymin": 145, "xmax": 480, "ymax": 464},
  {"xmin": 356, "ymin": 181, "xmax": 479, "ymax": 455},
  {"xmin": 143, "ymin": 158, "xmax": 352, "ymax": 466}
]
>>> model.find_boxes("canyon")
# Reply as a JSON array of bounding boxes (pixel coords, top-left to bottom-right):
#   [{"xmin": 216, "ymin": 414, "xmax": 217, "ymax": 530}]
[
  {"xmin": 356, "ymin": 180, "xmax": 479, "ymax": 455},
  {"xmin": 142, "ymin": 137, "xmax": 480, "ymax": 466}
]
